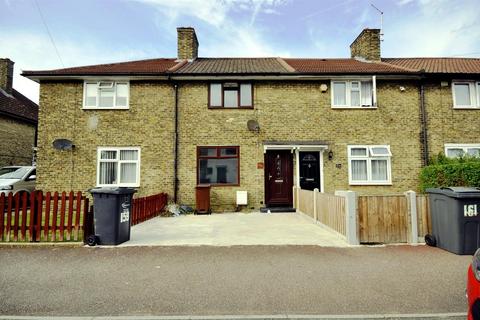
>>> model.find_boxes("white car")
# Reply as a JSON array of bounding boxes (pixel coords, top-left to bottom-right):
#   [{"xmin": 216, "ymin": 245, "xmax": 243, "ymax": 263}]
[{"xmin": 0, "ymin": 166, "xmax": 36, "ymax": 197}]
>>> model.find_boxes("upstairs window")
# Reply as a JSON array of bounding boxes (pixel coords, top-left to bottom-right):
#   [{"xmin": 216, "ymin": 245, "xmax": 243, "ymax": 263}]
[
  {"xmin": 331, "ymin": 79, "xmax": 375, "ymax": 108},
  {"xmin": 445, "ymin": 144, "xmax": 480, "ymax": 158},
  {"xmin": 348, "ymin": 145, "xmax": 392, "ymax": 185},
  {"xmin": 452, "ymin": 81, "xmax": 480, "ymax": 108},
  {"xmin": 84, "ymin": 81, "xmax": 129, "ymax": 109},
  {"xmin": 209, "ymin": 83, "xmax": 253, "ymax": 108}
]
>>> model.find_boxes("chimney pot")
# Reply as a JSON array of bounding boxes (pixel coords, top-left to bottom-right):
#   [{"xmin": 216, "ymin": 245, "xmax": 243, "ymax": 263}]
[{"xmin": 350, "ymin": 29, "xmax": 381, "ymax": 61}]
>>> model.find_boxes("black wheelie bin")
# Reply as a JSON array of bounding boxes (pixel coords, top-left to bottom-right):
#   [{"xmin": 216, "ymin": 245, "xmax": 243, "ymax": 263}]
[
  {"xmin": 426, "ymin": 187, "xmax": 480, "ymax": 255},
  {"xmin": 88, "ymin": 187, "xmax": 136, "ymax": 245}
]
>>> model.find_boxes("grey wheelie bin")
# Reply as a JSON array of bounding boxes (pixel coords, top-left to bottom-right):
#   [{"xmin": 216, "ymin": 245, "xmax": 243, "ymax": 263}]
[
  {"xmin": 88, "ymin": 187, "xmax": 136, "ymax": 245},
  {"xmin": 426, "ymin": 187, "xmax": 480, "ymax": 255}
]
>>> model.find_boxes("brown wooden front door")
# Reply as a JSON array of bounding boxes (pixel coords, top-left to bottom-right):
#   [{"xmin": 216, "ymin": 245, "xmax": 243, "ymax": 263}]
[{"xmin": 264, "ymin": 150, "xmax": 293, "ymax": 207}]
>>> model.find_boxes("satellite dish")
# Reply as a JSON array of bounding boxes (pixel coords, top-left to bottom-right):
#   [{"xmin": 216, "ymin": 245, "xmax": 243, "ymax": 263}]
[
  {"xmin": 247, "ymin": 120, "xmax": 260, "ymax": 132},
  {"xmin": 52, "ymin": 139, "xmax": 74, "ymax": 150}
]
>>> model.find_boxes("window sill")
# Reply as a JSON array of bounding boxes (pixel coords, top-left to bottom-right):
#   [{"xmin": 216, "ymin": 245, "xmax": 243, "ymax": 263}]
[
  {"xmin": 197, "ymin": 183, "xmax": 240, "ymax": 187},
  {"xmin": 452, "ymin": 106, "xmax": 480, "ymax": 110},
  {"xmin": 349, "ymin": 182, "xmax": 392, "ymax": 186},
  {"xmin": 97, "ymin": 184, "xmax": 140, "ymax": 188},
  {"xmin": 331, "ymin": 106, "xmax": 377, "ymax": 109},
  {"xmin": 208, "ymin": 106, "xmax": 254, "ymax": 110},
  {"xmin": 83, "ymin": 106, "xmax": 130, "ymax": 110}
]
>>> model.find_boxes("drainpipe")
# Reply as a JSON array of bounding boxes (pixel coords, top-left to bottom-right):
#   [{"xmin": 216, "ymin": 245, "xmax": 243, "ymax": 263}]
[
  {"xmin": 173, "ymin": 83, "xmax": 179, "ymax": 203},
  {"xmin": 419, "ymin": 78, "xmax": 429, "ymax": 166}
]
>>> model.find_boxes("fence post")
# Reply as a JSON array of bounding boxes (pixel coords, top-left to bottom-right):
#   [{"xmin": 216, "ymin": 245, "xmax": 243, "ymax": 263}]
[
  {"xmin": 335, "ymin": 190, "xmax": 359, "ymax": 245},
  {"xmin": 313, "ymin": 188, "xmax": 319, "ymax": 221},
  {"xmin": 405, "ymin": 190, "xmax": 418, "ymax": 244},
  {"xmin": 292, "ymin": 186, "xmax": 296, "ymax": 210}
]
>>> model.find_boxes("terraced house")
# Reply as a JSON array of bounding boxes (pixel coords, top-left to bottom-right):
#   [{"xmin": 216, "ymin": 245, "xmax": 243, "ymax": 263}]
[{"xmin": 23, "ymin": 27, "xmax": 480, "ymax": 211}]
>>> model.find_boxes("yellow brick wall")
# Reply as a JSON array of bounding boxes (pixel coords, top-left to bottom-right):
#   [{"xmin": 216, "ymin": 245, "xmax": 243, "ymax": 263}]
[
  {"xmin": 177, "ymin": 80, "xmax": 423, "ymax": 211},
  {"xmin": 424, "ymin": 80, "xmax": 480, "ymax": 158},
  {"xmin": 40, "ymin": 78, "xmax": 471, "ymax": 212},
  {"xmin": 36, "ymin": 81, "xmax": 175, "ymax": 196},
  {"xmin": 0, "ymin": 115, "xmax": 36, "ymax": 166}
]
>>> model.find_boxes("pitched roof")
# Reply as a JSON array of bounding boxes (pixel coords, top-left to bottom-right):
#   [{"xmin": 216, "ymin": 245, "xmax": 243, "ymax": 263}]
[
  {"xmin": 22, "ymin": 58, "xmax": 182, "ymax": 76},
  {"xmin": 0, "ymin": 89, "xmax": 38, "ymax": 123},
  {"xmin": 175, "ymin": 58, "xmax": 291, "ymax": 74},
  {"xmin": 283, "ymin": 58, "xmax": 416, "ymax": 74},
  {"xmin": 22, "ymin": 57, "xmax": 480, "ymax": 78},
  {"xmin": 383, "ymin": 58, "xmax": 480, "ymax": 74}
]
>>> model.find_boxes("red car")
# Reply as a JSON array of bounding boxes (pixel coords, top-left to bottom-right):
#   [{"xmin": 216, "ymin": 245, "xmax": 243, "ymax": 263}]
[{"xmin": 468, "ymin": 249, "xmax": 480, "ymax": 319}]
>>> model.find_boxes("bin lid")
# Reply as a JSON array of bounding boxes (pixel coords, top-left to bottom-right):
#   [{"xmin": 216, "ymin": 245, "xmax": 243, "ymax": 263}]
[
  {"xmin": 89, "ymin": 187, "xmax": 137, "ymax": 195},
  {"xmin": 196, "ymin": 184, "xmax": 211, "ymax": 189},
  {"xmin": 426, "ymin": 187, "xmax": 480, "ymax": 198}
]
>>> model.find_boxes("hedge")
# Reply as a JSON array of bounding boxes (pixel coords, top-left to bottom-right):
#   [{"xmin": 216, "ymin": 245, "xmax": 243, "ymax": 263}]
[{"xmin": 419, "ymin": 154, "xmax": 480, "ymax": 192}]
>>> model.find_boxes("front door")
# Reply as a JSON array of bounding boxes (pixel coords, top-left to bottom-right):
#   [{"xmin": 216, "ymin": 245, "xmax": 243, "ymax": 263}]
[
  {"xmin": 299, "ymin": 151, "xmax": 320, "ymax": 191},
  {"xmin": 265, "ymin": 150, "xmax": 293, "ymax": 207}
]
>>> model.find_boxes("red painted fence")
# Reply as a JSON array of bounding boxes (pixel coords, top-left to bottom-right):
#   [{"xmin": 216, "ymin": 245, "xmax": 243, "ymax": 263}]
[
  {"xmin": 0, "ymin": 191, "xmax": 91, "ymax": 242},
  {"xmin": 131, "ymin": 193, "xmax": 168, "ymax": 226},
  {"xmin": 0, "ymin": 191, "xmax": 168, "ymax": 242}
]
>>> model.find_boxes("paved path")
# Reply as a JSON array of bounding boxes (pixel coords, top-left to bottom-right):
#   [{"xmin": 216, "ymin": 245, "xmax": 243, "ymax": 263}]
[
  {"xmin": 121, "ymin": 212, "xmax": 348, "ymax": 247},
  {"xmin": 0, "ymin": 245, "xmax": 471, "ymax": 317}
]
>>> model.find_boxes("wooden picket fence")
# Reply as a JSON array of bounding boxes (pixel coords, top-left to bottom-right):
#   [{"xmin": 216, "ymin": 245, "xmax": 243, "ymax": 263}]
[
  {"xmin": 0, "ymin": 191, "xmax": 90, "ymax": 242},
  {"xmin": 131, "ymin": 193, "xmax": 168, "ymax": 226}
]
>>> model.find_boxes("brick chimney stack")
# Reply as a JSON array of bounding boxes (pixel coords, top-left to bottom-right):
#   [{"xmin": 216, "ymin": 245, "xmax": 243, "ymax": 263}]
[
  {"xmin": 177, "ymin": 27, "xmax": 199, "ymax": 61},
  {"xmin": 0, "ymin": 58, "xmax": 14, "ymax": 94},
  {"xmin": 350, "ymin": 29, "xmax": 381, "ymax": 61}
]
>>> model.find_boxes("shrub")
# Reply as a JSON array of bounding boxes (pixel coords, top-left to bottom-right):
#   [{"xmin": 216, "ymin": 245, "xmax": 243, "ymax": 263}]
[{"xmin": 419, "ymin": 153, "xmax": 480, "ymax": 192}]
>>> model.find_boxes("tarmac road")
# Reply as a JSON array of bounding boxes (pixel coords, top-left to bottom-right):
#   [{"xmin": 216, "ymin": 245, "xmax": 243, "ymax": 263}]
[{"xmin": 0, "ymin": 245, "xmax": 471, "ymax": 317}]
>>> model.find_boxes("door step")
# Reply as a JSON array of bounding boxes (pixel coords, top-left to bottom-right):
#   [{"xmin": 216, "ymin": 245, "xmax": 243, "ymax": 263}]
[{"xmin": 260, "ymin": 207, "xmax": 296, "ymax": 213}]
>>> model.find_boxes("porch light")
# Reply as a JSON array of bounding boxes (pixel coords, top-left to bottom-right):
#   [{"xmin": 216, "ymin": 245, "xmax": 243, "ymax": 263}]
[{"xmin": 328, "ymin": 150, "xmax": 333, "ymax": 160}]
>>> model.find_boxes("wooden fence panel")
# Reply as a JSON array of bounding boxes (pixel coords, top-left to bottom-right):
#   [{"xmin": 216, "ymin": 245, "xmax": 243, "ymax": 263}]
[
  {"xmin": 316, "ymin": 192, "xmax": 346, "ymax": 236},
  {"xmin": 416, "ymin": 194, "xmax": 431, "ymax": 238},
  {"xmin": 358, "ymin": 195, "xmax": 408, "ymax": 243},
  {"xmin": 298, "ymin": 189, "xmax": 314, "ymax": 219}
]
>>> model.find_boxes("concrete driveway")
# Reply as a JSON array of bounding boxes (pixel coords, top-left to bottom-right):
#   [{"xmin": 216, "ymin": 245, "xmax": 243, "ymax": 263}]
[{"xmin": 119, "ymin": 212, "xmax": 349, "ymax": 247}]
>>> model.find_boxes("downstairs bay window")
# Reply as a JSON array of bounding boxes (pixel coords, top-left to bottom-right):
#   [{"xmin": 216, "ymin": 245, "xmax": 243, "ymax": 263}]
[
  {"xmin": 97, "ymin": 147, "xmax": 140, "ymax": 187},
  {"xmin": 348, "ymin": 145, "xmax": 392, "ymax": 185},
  {"xmin": 331, "ymin": 78, "xmax": 376, "ymax": 108}
]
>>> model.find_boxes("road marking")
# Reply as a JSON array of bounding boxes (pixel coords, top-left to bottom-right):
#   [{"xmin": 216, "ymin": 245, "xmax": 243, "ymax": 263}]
[{"xmin": 0, "ymin": 313, "xmax": 467, "ymax": 320}]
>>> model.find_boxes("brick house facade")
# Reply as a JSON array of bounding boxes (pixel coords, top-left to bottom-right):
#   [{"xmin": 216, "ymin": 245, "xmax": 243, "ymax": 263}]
[
  {"xmin": 23, "ymin": 28, "xmax": 480, "ymax": 211},
  {"xmin": 0, "ymin": 59, "xmax": 38, "ymax": 167}
]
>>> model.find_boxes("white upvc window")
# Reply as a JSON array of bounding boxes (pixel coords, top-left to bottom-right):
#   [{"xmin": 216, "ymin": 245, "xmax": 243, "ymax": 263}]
[
  {"xmin": 452, "ymin": 81, "xmax": 480, "ymax": 109},
  {"xmin": 83, "ymin": 81, "xmax": 129, "ymax": 109},
  {"xmin": 331, "ymin": 77, "xmax": 376, "ymax": 108},
  {"xmin": 348, "ymin": 145, "xmax": 392, "ymax": 185},
  {"xmin": 97, "ymin": 147, "xmax": 140, "ymax": 187},
  {"xmin": 445, "ymin": 144, "xmax": 480, "ymax": 158}
]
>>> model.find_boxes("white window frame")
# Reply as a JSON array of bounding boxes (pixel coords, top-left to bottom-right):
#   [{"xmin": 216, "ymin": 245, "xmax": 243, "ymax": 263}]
[
  {"xmin": 348, "ymin": 145, "xmax": 392, "ymax": 185},
  {"xmin": 83, "ymin": 80, "xmax": 130, "ymax": 110},
  {"xmin": 331, "ymin": 76, "xmax": 376, "ymax": 109},
  {"xmin": 452, "ymin": 81, "xmax": 479, "ymax": 109},
  {"xmin": 96, "ymin": 147, "xmax": 141, "ymax": 187},
  {"xmin": 444, "ymin": 144, "xmax": 480, "ymax": 158}
]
